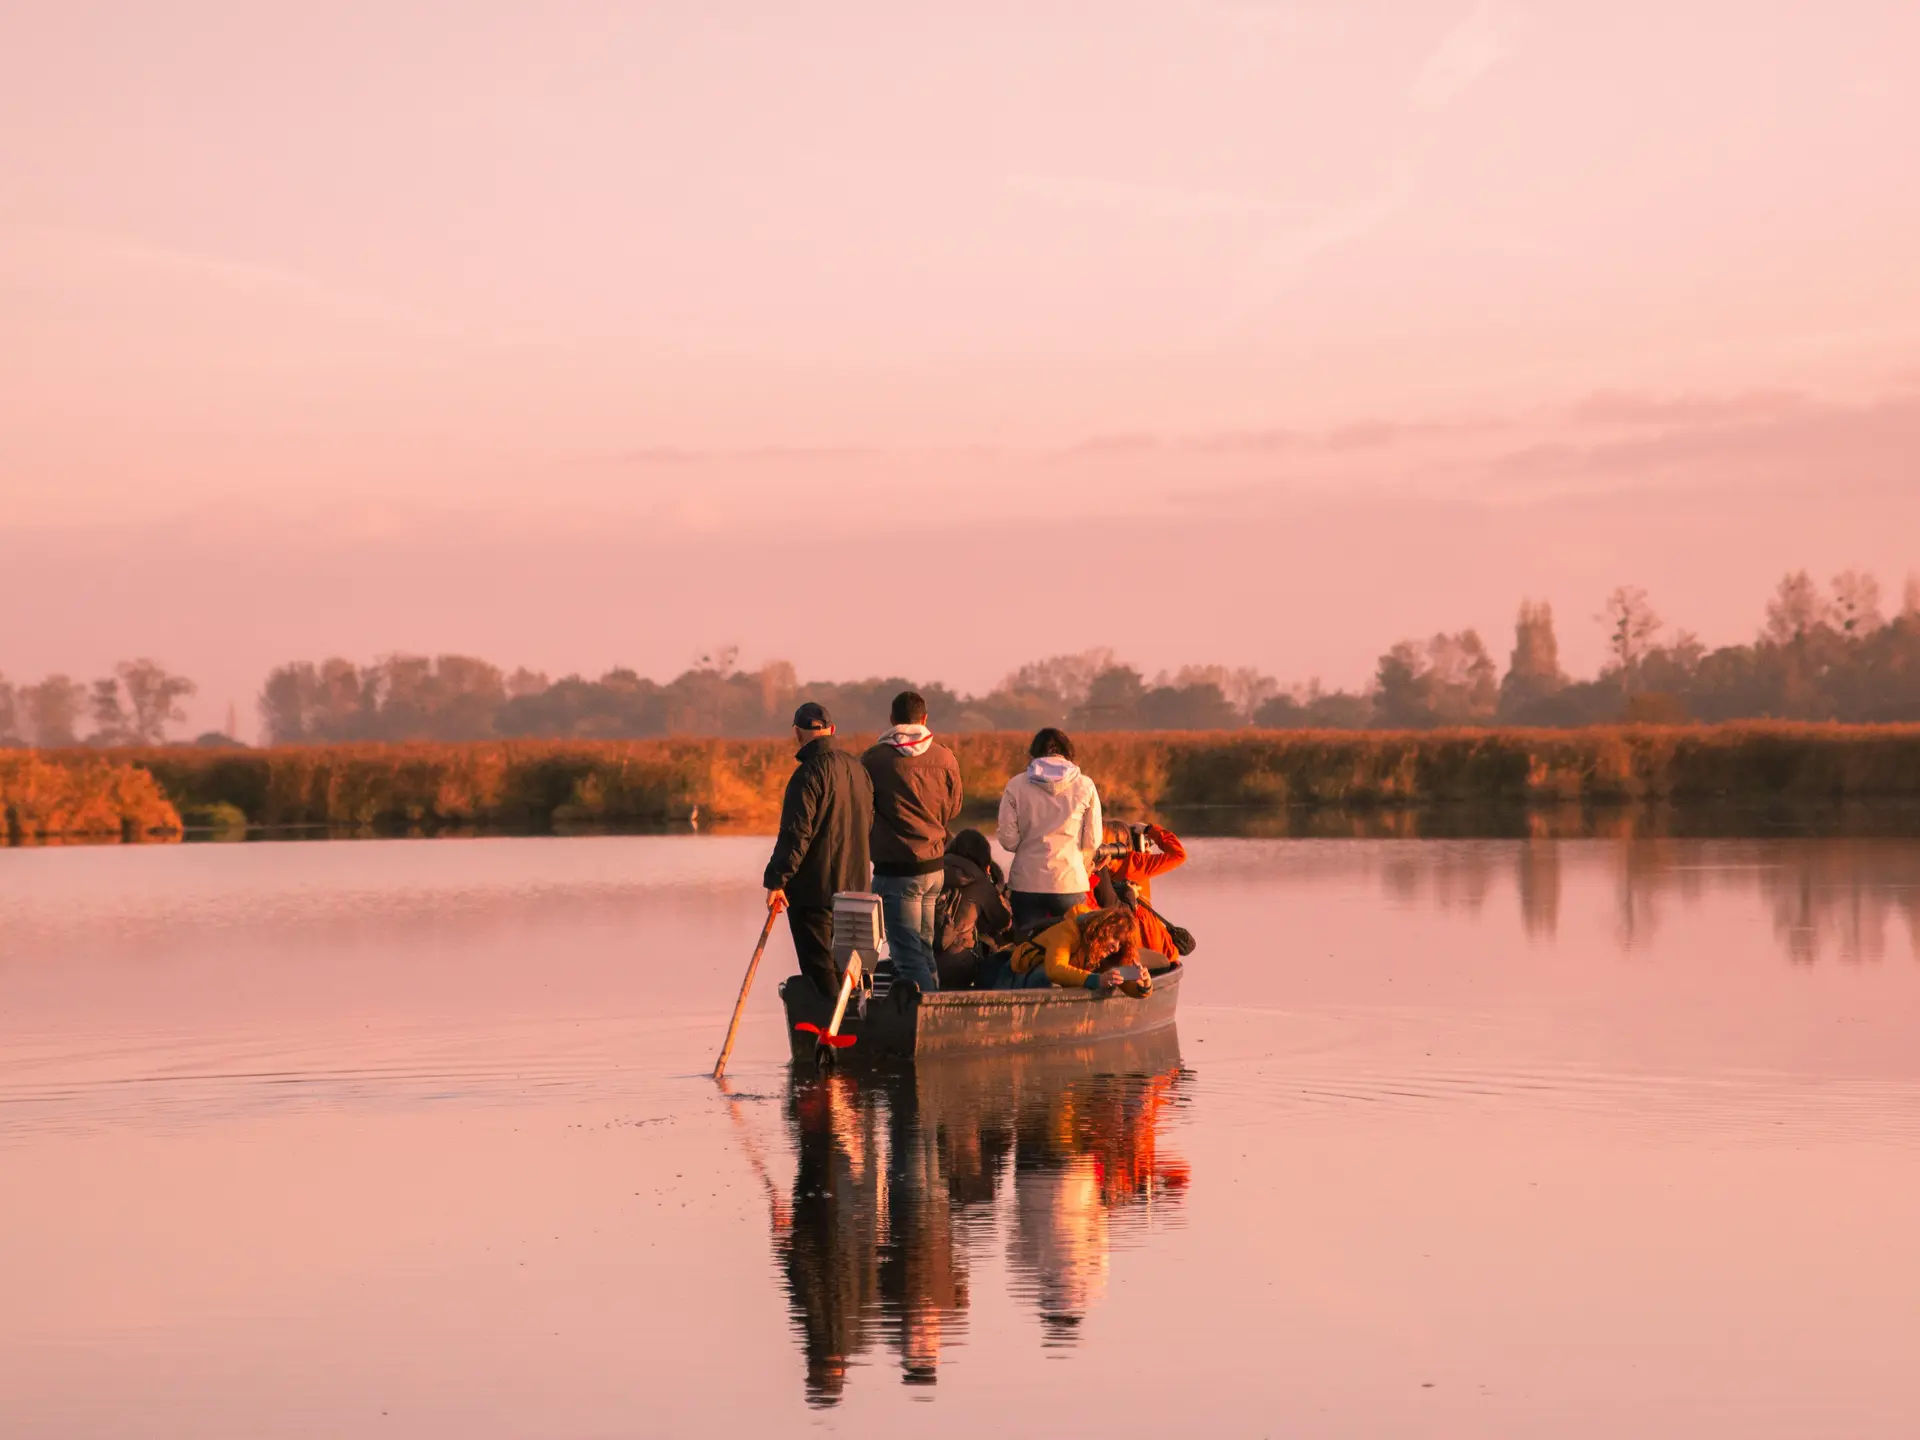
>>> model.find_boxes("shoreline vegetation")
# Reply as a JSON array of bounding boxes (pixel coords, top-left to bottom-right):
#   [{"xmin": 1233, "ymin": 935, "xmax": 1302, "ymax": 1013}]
[
  {"xmin": 7, "ymin": 574, "xmax": 1920, "ymax": 758},
  {"xmin": 10, "ymin": 725, "xmax": 1920, "ymax": 842}
]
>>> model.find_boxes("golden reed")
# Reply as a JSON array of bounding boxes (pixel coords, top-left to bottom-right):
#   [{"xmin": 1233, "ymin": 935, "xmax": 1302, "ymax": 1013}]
[
  {"xmin": 0, "ymin": 752, "xmax": 182, "ymax": 842},
  {"xmin": 8, "ymin": 724, "xmax": 1920, "ymax": 838}
]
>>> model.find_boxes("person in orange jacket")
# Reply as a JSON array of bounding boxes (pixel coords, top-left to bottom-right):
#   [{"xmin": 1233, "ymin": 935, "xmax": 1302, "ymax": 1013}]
[{"xmin": 1092, "ymin": 821, "xmax": 1188, "ymax": 965}]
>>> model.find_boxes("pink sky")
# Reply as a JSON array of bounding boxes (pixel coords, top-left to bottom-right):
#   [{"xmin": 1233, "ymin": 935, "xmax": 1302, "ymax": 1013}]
[{"xmin": 4, "ymin": 1, "xmax": 1919, "ymax": 731}]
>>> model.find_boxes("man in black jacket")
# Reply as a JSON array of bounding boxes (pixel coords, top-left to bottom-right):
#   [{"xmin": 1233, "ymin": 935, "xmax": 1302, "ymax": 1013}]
[{"xmin": 764, "ymin": 702, "xmax": 876, "ymax": 997}]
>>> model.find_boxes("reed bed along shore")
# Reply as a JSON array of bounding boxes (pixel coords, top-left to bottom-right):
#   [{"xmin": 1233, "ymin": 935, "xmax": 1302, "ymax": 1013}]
[
  {"xmin": 0, "ymin": 753, "xmax": 182, "ymax": 841},
  {"xmin": 7, "ymin": 724, "xmax": 1920, "ymax": 839}
]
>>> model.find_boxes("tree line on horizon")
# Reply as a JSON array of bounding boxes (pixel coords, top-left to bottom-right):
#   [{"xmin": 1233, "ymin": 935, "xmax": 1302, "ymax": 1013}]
[
  {"xmin": 6, "ymin": 570, "xmax": 1920, "ymax": 749},
  {"xmin": 0, "ymin": 660, "xmax": 206, "ymax": 750}
]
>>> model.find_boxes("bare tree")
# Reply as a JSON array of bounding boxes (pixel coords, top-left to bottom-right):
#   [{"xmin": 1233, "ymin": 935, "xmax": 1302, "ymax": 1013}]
[
  {"xmin": 0, "ymin": 674, "xmax": 17, "ymax": 742},
  {"xmin": 117, "ymin": 659, "xmax": 197, "ymax": 744},
  {"xmin": 315, "ymin": 658, "xmax": 363, "ymax": 735},
  {"xmin": 1764, "ymin": 570, "xmax": 1828, "ymax": 645},
  {"xmin": 21, "ymin": 676, "xmax": 86, "ymax": 747},
  {"xmin": 1428, "ymin": 630, "xmax": 1499, "ymax": 722},
  {"xmin": 1601, "ymin": 587, "xmax": 1663, "ymax": 695},
  {"xmin": 1904, "ymin": 574, "xmax": 1920, "ymax": 620},
  {"xmin": 999, "ymin": 648, "xmax": 1116, "ymax": 707},
  {"xmin": 1375, "ymin": 631, "xmax": 1498, "ymax": 727},
  {"xmin": 1830, "ymin": 571, "xmax": 1883, "ymax": 639},
  {"xmin": 506, "ymin": 667, "xmax": 551, "ymax": 699},
  {"xmin": 752, "ymin": 660, "xmax": 798, "ymax": 720},
  {"xmin": 1164, "ymin": 663, "xmax": 1276, "ymax": 721},
  {"xmin": 89, "ymin": 677, "xmax": 133, "ymax": 745},
  {"xmin": 259, "ymin": 661, "xmax": 319, "ymax": 743},
  {"xmin": 1500, "ymin": 599, "xmax": 1567, "ymax": 716}
]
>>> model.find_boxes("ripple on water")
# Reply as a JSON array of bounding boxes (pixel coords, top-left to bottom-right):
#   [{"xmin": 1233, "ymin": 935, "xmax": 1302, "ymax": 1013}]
[{"xmin": 1181, "ymin": 1004, "xmax": 1920, "ymax": 1145}]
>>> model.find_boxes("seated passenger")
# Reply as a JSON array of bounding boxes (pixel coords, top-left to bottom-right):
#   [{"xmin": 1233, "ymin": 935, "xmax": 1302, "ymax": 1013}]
[
  {"xmin": 1005, "ymin": 906, "xmax": 1150, "ymax": 996},
  {"xmin": 1092, "ymin": 821, "xmax": 1191, "ymax": 972},
  {"xmin": 935, "ymin": 829, "xmax": 1013, "ymax": 991}
]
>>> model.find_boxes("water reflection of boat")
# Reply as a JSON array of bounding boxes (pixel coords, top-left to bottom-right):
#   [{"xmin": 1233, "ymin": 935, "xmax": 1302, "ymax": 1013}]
[
  {"xmin": 777, "ymin": 964, "xmax": 1184, "ymax": 1061},
  {"xmin": 774, "ymin": 1029, "xmax": 1190, "ymax": 1407}
]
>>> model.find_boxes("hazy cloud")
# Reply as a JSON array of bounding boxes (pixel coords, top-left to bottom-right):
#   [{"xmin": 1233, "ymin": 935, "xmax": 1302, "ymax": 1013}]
[
  {"xmin": 2, "ymin": 221, "xmax": 428, "ymax": 330},
  {"xmin": 1003, "ymin": 175, "xmax": 1298, "ymax": 222},
  {"xmin": 1491, "ymin": 392, "xmax": 1920, "ymax": 496},
  {"xmin": 1567, "ymin": 389, "xmax": 1815, "ymax": 428},
  {"xmin": 1412, "ymin": 0, "xmax": 1515, "ymax": 109},
  {"xmin": 1064, "ymin": 415, "xmax": 1495, "ymax": 459}
]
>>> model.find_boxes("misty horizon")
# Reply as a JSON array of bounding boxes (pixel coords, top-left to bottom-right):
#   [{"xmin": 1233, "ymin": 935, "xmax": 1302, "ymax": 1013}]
[
  {"xmin": 6, "ymin": 3, "xmax": 1920, "ymax": 735},
  {"xmin": 10, "ymin": 566, "xmax": 1920, "ymax": 747}
]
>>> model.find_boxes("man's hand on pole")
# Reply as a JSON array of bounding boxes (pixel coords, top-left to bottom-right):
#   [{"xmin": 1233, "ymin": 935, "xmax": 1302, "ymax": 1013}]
[{"xmin": 767, "ymin": 888, "xmax": 789, "ymax": 914}]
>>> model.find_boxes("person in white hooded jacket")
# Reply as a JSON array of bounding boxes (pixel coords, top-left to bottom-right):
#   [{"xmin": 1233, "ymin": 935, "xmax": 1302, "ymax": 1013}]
[{"xmin": 996, "ymin": 727, "xmax": 1103, "ymax": 931}]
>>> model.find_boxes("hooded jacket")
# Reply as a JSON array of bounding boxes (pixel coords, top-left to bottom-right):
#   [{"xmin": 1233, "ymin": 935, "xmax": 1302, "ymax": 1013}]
[
  {"xmin": 936, "ymin": 851, "xmax": 1013, "ymax": 954},
  {"xmin": 996, "ymin": 756, "xmax": 1103, "ymax": 895},
  {"xmin": 861, "ymin": 725, "xmax": 964, "ymax": 877},
  {"xmin": 763, "ymin": 735, "xmax": 876, "ymax": 905}
]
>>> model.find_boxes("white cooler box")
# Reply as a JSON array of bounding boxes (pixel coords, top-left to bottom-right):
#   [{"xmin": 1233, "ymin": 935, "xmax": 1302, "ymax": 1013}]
[{"xmin": 830, "ymin": 891, "xmax": 894, "ymax": 1000}]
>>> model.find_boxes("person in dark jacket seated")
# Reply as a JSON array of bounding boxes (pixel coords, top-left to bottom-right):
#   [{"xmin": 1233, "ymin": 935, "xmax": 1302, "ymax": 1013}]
[
  {"xmin": 933, "ymin": 828, "xmax": 1012, "ymax": 990},
  {"xmin": 764, "ymin": 702, "xmax": 876, "ymax": 998}
]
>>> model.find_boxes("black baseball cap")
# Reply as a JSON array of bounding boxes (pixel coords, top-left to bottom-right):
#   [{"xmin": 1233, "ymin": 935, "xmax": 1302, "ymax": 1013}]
[{"xmin": 792, "ymin": 701, "xmax": 834, "ymax": 730}]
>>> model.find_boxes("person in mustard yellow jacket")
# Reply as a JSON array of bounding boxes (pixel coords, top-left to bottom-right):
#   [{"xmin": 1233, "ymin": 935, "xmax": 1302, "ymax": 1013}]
[{"xmin": 1005, "ymin": 907, "xmax": 1149, "ymax": 995}]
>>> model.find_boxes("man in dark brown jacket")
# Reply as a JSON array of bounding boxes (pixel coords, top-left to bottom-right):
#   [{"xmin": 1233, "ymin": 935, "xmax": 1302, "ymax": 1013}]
[{"xmin": 861, "ymin": 691, "xmax": 963, "ymax": 993}]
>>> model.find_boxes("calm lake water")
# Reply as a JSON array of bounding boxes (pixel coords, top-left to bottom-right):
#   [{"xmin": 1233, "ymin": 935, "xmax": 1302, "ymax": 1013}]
[{"xmin": 4, "ymin": 835, "xmax": 1920, "ymax": 1437}]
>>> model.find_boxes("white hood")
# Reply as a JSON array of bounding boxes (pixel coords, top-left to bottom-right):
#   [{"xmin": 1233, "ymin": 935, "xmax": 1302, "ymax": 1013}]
[
  {"xmin": 1025, "ymin": 756, "xmax": 1080, "ymax": 790},
  {"xmin": 998, "ymin": 761, "xmax": 1103, "ymax": 894},
  {"xmin": 880, "ymin": 724, "xmax": 934, "ymax": 757}
]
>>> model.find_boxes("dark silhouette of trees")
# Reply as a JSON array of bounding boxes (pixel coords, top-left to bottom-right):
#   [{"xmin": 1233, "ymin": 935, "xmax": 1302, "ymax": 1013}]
[
  {"xmin": 1253, "ymin": 681, "xmax": 1376, "ymax": 729},
  {"xmin": 20, "ymin": 676, "xmax": 86, "ymax": 746},
  {"xmin": 114, "ymin": 659, "xmax": 197, "ymax": 744},
  {"xmin": 27, "ymin": 567, "xmax": 1920, "ymax": 749},
  {"xmin": 1058, "ymin": 661, "xmax": 1277, "ymax": 731},
  {"xmin": 1072, "ymin": 666, "xmax": 1146, "ymax": 730},
  {"xmin": 1832, "ymin": 571, "xmax": 1882, "ymax": 639},
  {"xmin": 1, "ymin": 663, "xmax": 193, "ymax": 747},
  {"xmin": 1136, "ymin": 679, "xmax": 1239, "ymax": 730},
  {"xmin": 1498, "ymin": 600, "xmax": 1567, "ymax": 721},
  {"xmin": 1000, "ymin": 650, "xmax": 1114, "ymax": 714},
  {"xmin": 1764, "ymin": 570, "xmax": 1827, "ymax": 646},
  {"xmin": 229, "ymin": 570, "xmax": 1920, "ymax": 742},
  {"xmin": 1601, "ymin": 587, "xmax": 1663, "ymax": 697},
  {"xmin": 260, "ymin": 658, "xmax": 372, "ymax": 742},
  {"xmin": 89, "ymin": 677, "xmax": 132, "ymax": 745},
  {"xmin": 1374, "ymin": 631, "xmax": 1498, "ymax": 728},
  {"xmin": 263, "ymin": 654, "xmax": 513, "ymax": 742}
]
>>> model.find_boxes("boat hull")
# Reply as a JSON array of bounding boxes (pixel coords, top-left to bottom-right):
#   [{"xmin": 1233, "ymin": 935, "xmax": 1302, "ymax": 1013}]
[{"xmin": 778, "ymin": 963, "xmax": 1183, "ymax": 1062}]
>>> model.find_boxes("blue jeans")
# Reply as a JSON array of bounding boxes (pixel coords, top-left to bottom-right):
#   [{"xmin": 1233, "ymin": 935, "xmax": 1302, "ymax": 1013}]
[
  {"xmin": 873, "ymin": 871, "xmax": 944, "ymax": 993},
  {"xmin": 1010, "ymin": 890, "xmax": 1083, "ymax": 931}
]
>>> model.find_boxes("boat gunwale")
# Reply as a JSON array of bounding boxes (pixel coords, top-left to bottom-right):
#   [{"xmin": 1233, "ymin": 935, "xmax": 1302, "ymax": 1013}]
[{"xmin": 915, "ymin": 965, "xmax": 1183, "ymax": 1009}]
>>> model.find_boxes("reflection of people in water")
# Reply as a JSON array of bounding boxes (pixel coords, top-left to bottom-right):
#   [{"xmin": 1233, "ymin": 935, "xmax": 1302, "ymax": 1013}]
[
  {"xmin": 1006, "ymin": 1050, "xmax": 1191, "ymax": 1339},
  {"xmin": 772, "ymin": 1033, "xmax": 1189, "ymax": 1404},
  {"xmin": 779, "ymin": 1075, "xmax": 882, "ymax": 1407},
  {"xmin": 879, "ymin": 1067, "xmax": 969, "ymax": 1387}
]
